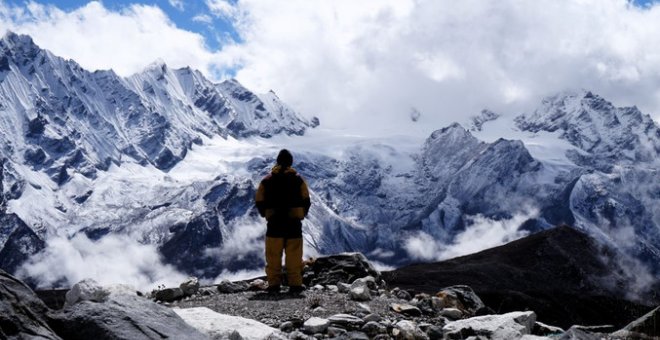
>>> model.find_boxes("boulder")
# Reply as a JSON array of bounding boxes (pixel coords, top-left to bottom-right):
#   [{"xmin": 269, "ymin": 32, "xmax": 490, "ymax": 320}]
[
  {"xmin": 64, "ymin": 278, "xmax": 110, "ymax": 307},
  {"xmin": 249, "ymin": 279, "xmax": 268, "ymax": 291},
  {"xmin": 442, "ymin": 311, "xmax": 536, "ymax": 340},
  {"xmin": 390, "ymin": 303, "xmax": 422, "ymax": 317},
  {"xmin": 154, "ymin": 287, "xmax": 184, "ymax": 302},
  {"xmin": 328, "ymin": 313, "xmax": 365, "ymax": 330},
  {"xmin": 435, "ymin": 285, "xmax": 486, "ymax": 316},
  {"xmin": 303, "ymin": 317, "xmax": 330, "ymax": 334},
  {"xmin": 349, "ymin": 282, "xmax": 371, "ymax": 301},
  {"xmin": 0, "ymin": 269, "xmax": 61, "ymax": 340},
  {"xmin": 361, "ymin": 321, "xmax": 387, "ymax": 336},
  {"xmin": 48, "ymin": 294, "xmax": 208, "ymax": 340},
  {"xmin": 304, "ymin": 253, "xmax": 381, "ymax": 287},
  {"xmin": 533, "ymin": 321, "xmax": 564, "ymax": 336},
  {"xmin": 612, "ymin": 307, "xmax": 660, "ymax": 339},
  {"xmin": 217, "ymin": 279, "xmax": 250, "ymax": 294},
  {"xmin": 393, "ymin": 320, "xmax": 428, "ymax": 340},
  {"xmin": 180, "ymin": 277, "xmax": 200, "ymax": 296},
  {"xmin": 439, "ymin": 308, "xmax": 463, "ymax": 320},
  {"xmin": 174, "ymin": 307, "xmax": 280, "ymax": 340}
]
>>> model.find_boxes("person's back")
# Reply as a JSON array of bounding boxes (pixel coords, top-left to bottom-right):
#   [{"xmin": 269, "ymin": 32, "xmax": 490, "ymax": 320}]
[{"xmin": 255, "ymin": 149, "xmax": 310, "ymax": 293}]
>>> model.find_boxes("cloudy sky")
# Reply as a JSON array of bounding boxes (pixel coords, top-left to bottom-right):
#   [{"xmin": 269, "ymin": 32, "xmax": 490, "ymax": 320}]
[{"xmin": 1, "ymin": 0, "xmax": 659, "ymax": 135}]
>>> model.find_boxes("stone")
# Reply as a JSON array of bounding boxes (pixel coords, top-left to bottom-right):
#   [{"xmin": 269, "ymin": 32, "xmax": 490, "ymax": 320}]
[
  {"xmin": 249, "ymin": 279, "xmax": 269, "ymax": 291},
  {"xmin": 180, "ymin": 277, "xmax": 200, "ymax": 296},
  {"xmin": 347, "ymin": 331, "xmax": 370, "ymax": 340},
  {"xmin": 442, "ymin": 311, "xmax": 536, "ymax": 340},
  {"xmin": 311, "ymin": 306, "xmax": 327, "ymax": 316},
  {"xmin": 64, "ymin": 278, "xmax": 109, "ymax": 307},
  {"xmin": 533, "ymin": 321, "xmax": 564, "ymax": 336},
  {"xmin": 174, "ymin": 306, "xmax": 282, "ymax": 339},
  {"xmin": 327, "ymin": 285, "xmax": 339, "ymax": 293},
  {"xmin": 304, "ymin": 253, "xmax": 381, "ymax": 287},
  {"xmin": 0, "ymin": 269, "xmax": 61, "ymax": 340},
  {"xmin": 280, "ymin": 321, "xmax": 295, "ymax": 332},
  {"xmin": 49, "ymin": 294, "xmax": 208, "ymax": 340},
  {"xmin": 364, "ymin": 313, "xmax": 382, "ymax": 323},
  {"xmin": 440, "ymin": 308, "xmax": 463, "ymax": 320},
  {"xmin": 395, "ymin": 289, "xmax": 412, "ymax": 301},
  {"xmin": 558, "ymin": 328, "xmax": 600, "ymax": 340},
  {"xmin": 612, "ymin": 306, "xmax": 660, "ymax": 339},
  {"xmin": 288, "ymin": 330, "xmax": 313, "ymax": 340},
  {"xmin": 217, "ymin": 279, "xmax": 250, "ymax": 293},
  {"xmin": 155, "ymin": 287, "xmax": 184, "ymax": 302},
  {"xmin": 304, "ymin": 317, "xmax": 330, "ymax": 334},
  {"xmin": 327, "ymin": 326, "xmax": 347, "ymax": 337},
  {"xmin": 338, "ymin": 282, "xmax": 352, "ymax": 293},
  {"xmin": 390, "ymin": 303, "xmax": 422, "ymax": 317},
  {"xmin": 349, "ymin": 285, "xmax": 371, "ymax": 301},
  {"xmin": 431, "ymin": 297, "xmax": 445, "ymax": 310},
  {"xmin": 356, "ymin": 303, "xmax": 371, "ymax": 313},
  {"xmin": 435, "ymin": 286, "xmax": 486, "ymax": 316},
  {"xmin": 425, "ymin": 325, "xmax": 444, "ymax": 340},
  {"xmin": 328, "ymin": 314, "xmax": 365, "ymax": 330},
  {"xmin": 361, "ymin": 321, "xmax": 387, "ymax": 336},
  {"xmin": 395, "ymin": 320, "xmax": 428, "ymax": 340}
]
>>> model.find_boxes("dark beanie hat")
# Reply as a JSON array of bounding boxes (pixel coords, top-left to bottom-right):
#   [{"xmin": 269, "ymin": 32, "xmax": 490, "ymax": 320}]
[{"xmin": 276, "ymin": 149, "xmax": 293, "ymax": 167}]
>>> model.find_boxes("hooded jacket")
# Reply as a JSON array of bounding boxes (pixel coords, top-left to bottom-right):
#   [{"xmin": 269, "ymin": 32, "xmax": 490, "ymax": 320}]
[{"xmin": 255, "ymin": 165, "xmax": 311, "ymax": 238}]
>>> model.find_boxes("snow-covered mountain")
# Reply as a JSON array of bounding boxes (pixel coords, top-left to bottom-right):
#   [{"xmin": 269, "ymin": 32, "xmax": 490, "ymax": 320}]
[{"xmin": 0, "ymin": 32, "xmax": 658, "ymax": 289}]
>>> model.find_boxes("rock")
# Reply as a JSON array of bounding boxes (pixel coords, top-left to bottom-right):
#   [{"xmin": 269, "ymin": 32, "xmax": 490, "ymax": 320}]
[
  {"xmin": 311, "ymin": 306, "xmax": 327, "ymax": 316},
  {"xmin": 612, "ymin": 306, "xmax": 660, "ymax": 339},
  {"xmin": 64, "ymin": 278, "xmax": 110, "ymax": 307},
  {"xmin": 180, "ymin": 277, "xmax": 200, "ymax": 296},
  {"xmin": 394, "ymin": 288, "xmax": 412, "ymax": 301},
  {"xmin": 347, "ymin": 331, "xmax": 370, "ymax": 340},
  {"xmin": 356, "ymin": 303, "xmax": 371, "ymax": 313},
  {"xmin": 338, "ymin": 282, "xmax": 351, "ymax": 293},
  {"xmin": 217, "ymin": 279, "xmax": 250, "ymax": 293},
  {"xmin": 155, "ymin": 287, "xmax": 184, "ymax": 302},
  {"xmin": 0, "ymin": 269, "xmax": 61, "ymax": 340},
  {"xmin": 361, "ymin": 321, "xmax": 387, "ymax": 336},
  {"xmin": 312, "ymin": 284, "xmax": 324, "ymax": 291},
  {"xmin": 394, "ymin": 320, "xmax": 428, "ymax": 340},
  {"xmin": 390, "ymin": 303, "xmax": 422, "ymax": 317},
  {"xmin": 327, "ymin": 285, "xmax": 339, "ymax": 293},
  {"xmin": 174, "ymin": 306, "xmax": 282, "ymax": 339},
  {"xmin": 533, "ymin": 321, "xmax": 564, "ymax": 336},
  {"xmin": 442, "ymin": 311, "xmax": 536, "ymax": 340},
  {"xmin": 249, "ymin": 279, "xmax": 268, "ymax": 291},
  {"xmin": 424, "ymin": 325, "xmax": 444, "ymax": 340},
  {"xmin": 570, "ymin": 325, "xmax": 615, "ymax": 333},
  {"xmin": 364, "ymin": 313, "xmax": 382, "ymax": 323},
  {"xmin": 304, "ymin": 253, "xmax": 381, "ymax": 287},
  {"xmin": 440, "ymin": 308, "xmax": 463, "ymax": 320},
  {"xmin": 288, "ymin": 330, "xmax": 313, "ymax": 340},
  {"xmin": 431, "ymin": 297, "xmax": 445, "ymax": 310},
  {"xmin": 435, "ymin": 285, "xmax": 486, "ymax": 316},
  {"xmin": 48, "ymin": 294, "xmax": 207, "ymax": 340},
  {"xmin": 558, "ymin": 328, "xmax": 600, "ymax": 340},
  {"xmin": 304, "ymin": 317, "xmax": 330, "ymax": 334},
  {"xmin": 349, "ymin": 285, "xmax": 371, "ymax": 301},
  {"xmin": 327, "ymin": 326, "xmax": 347, "ymax": 337},
  {"xmin": 280, "ymin": 321, "xmax": 295, "ymax": 332},
  {"xmin": 328, "ymin": 314, "xmax": 365, "ymax": 330},
  {"xmin": 412, "ymin": 293, "xmax": 435, "ymax": 314},
  {"xmin": 520, "ymin": 336, "xmax": 553, "ymax": 340}
]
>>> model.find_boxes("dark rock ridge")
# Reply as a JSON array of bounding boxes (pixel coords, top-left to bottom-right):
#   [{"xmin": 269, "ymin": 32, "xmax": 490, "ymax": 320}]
[{"xmin": 383, "ymin": 225, "xmax": 658, "ymax": 329}]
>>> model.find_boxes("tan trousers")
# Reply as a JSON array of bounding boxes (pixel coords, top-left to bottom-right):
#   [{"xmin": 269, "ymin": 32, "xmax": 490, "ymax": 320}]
[{"xmin": 265, "ymin": 237, "xmax": 303, "ymax": 287}]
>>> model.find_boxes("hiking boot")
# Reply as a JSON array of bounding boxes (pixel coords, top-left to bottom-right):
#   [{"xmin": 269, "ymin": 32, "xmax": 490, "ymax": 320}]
[
  {"xmin": 267, "ymin": 285, "xmax": 281, "ymax": 293},
  {"xmin": 288, "ymin": 285, "xmax": 305, "ymax": 294}
]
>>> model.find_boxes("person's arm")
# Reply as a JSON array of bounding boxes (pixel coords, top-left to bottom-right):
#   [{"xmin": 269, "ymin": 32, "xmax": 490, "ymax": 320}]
[
  {"xmin": 300, "ymin": 178, "xmax": 311, "ymax": 217},
  {"xmin": 255, "ymin": 180, "xmax": 267, "ymax": 217}
]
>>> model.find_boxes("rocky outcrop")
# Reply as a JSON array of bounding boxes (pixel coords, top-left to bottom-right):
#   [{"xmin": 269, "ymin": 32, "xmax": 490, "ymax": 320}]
[
  {"xmin": 442, "ymin": 311, "xmax": 536, "ymax": 340},
  {"xmin": 0, "ymin": 269, "xmax": 61, "ymax": 339},
  {"xmin": 173, "ymin": 307, "xmax": 280, "ymax": 340},
  {"xmin": 303, "ymin": 253, "xmax": 382, "ymax": 287},
  {"xmin": 612, "ymin": 306, "xmax": 660, "ymax": 339}
]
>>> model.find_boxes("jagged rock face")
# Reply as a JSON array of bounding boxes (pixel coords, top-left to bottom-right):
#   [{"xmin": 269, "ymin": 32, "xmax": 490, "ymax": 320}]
[{"xmin": 0, "ymin": 269, "xmax": 61, "ymax": 340}]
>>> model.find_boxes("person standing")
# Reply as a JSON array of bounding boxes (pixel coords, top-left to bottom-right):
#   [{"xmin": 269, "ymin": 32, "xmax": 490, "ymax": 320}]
[{"xmin": 255, "ymin": 149, "xmax": 311, "ymax": 293}]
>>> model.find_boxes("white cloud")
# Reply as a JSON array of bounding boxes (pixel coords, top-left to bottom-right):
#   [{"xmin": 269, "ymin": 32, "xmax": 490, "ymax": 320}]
[
  {"xmin": 404, "ymin": 209, "xmax": 538, "ymax": 261},
  {"xmin": 17, "ymin": 234, "xmax": 189, "ymax": 291},
  {"xmin": 0, "ymin": 1, "xmax": 235, "ymax": 78},
  {"xmin": 219, "ymin": 0, "xmax": 660, "ymax": 135},
  {"xmin": 193, "ymin": 13, "xmax": 213, "ymax": 25},
  {"xmin": 206, "ymin": 0, "xmax": 237, "ymax": 18},
  {"xmin": 169, "ymin": 0, "xmax": 184, "ymax": 11}
]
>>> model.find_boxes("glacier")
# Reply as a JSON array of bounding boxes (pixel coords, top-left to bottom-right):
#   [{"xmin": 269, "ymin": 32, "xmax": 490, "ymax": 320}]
[{"xmin": 0, "ymin": 32, "xmax": 658, "ymax": 289}]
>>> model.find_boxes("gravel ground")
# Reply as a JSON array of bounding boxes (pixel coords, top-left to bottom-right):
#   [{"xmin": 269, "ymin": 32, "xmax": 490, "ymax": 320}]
[{"xmin": 171, "ymin": 287, "xmax": 447, "ymax": 329}]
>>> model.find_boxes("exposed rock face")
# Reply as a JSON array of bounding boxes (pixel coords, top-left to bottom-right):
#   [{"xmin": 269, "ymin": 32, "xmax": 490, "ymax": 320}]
[
  {"xmin": 612, "ymin": 306, "xmax": 660, "ymax": 339},
  {"xmin": 64, "ymin": 278, "xmax": 110, "ymax": 307},
  {"xmin": 442, "ymin": 311, "xmax": 536, "ymax": 340},
  {"xmin": 0, "ymin": 269, "xmax": 61, "ymax": 340},
  {"xmin": 304, "ymin": 253, "xmax": 381, "ymax": 287},
  {"xmin": 48, "ymin": 293, "xmax": 208, "ymax": 340},
  {"xmin": 173, "ymin": 307, "xmax": 279, "ymax": 340}
]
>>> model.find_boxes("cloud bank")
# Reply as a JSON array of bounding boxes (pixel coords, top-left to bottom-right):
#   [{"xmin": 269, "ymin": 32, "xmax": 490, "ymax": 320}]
[{"xmin": 1, "ymin": 0, "xmax": 660, "ymax": 135}]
